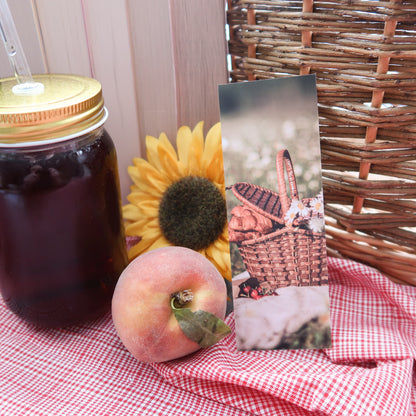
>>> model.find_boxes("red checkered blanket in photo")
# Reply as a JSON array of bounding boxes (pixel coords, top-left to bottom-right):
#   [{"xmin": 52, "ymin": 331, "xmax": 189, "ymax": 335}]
[{"xmin": 0, "ymin": 257, "xmax": 415, "ymax": 416}]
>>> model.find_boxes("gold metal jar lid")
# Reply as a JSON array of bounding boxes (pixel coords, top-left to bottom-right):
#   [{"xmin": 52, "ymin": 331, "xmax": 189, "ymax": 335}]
[{"xmin": 0, "ymin": 74, "xmax": 106, "ymax": 146}]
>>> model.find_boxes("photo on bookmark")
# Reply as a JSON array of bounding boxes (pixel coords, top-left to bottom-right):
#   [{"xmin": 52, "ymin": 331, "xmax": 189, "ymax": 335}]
[{"xmin": 219, "ymin": 75, "xmax": 332, "ymax": 351}]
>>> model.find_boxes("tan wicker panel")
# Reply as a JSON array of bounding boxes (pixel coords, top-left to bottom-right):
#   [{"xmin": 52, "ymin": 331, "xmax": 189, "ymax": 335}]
[{"xmin": 227, "ymin": 0, "xmax": 416, "ymax": 285}]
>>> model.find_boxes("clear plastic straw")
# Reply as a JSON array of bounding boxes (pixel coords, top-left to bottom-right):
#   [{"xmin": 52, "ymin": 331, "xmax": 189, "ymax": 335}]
[{"xmin": 0, "ymin": 0, "xmax": 43, "ymax": 95}]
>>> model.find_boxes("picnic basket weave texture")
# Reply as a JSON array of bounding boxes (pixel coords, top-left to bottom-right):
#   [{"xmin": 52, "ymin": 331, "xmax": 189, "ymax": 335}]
[
  {"xmin": 227, "ymin": 0, "xmax": 416, "ymax": 286},
  {"xmin": 230, "ymin": 149, "xmax": 328, "ymax": 289}
]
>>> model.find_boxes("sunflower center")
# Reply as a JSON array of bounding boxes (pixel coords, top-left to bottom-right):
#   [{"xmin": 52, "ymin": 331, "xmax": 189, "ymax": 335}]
[{"xmin": 158, "ymin": 176, "xmax": 227, "ymax": 251}]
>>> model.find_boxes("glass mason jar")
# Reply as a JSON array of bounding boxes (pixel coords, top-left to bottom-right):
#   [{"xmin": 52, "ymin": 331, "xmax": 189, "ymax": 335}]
[{"xmin": 0, "ymin": 74, "xmax": 128, "ymax": 328}]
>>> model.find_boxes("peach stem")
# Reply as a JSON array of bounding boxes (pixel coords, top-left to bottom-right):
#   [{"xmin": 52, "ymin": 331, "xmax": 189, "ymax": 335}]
[{"xmin": 171, "ymin": 289, "xmax": 194, "ymax": 308}]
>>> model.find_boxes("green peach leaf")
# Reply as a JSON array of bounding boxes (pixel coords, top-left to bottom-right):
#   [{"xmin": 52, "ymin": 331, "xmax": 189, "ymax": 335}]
[{"xmin": 172, "ymin": 308, "xmax": 231, "ymax": 348}]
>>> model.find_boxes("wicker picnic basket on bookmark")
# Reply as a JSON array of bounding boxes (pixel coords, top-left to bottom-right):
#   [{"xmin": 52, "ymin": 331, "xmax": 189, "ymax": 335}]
[{"xmin": 229, "ymin": 149, "xmax": 328, "ymax": 289}]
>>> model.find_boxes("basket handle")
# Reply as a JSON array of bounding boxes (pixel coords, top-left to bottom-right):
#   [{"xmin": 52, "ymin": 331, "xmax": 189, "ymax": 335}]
[{"xmin": 276, "ymin": 149, "xmax": 299, "ymax": 214}]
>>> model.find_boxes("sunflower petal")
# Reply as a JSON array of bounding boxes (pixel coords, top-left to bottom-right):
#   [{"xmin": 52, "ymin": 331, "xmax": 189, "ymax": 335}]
[
  {"xmin": 191, "ymin": 121, "xmax": 205, "ymax": 157},
  {"xmin": 157, "ymin": 140, "xmax": 182, "ymax": 181},
  {"xmin": 205, "ymin": 155, "xmax": 225, "ymax": 185},
  {"xmin": 129, "ymin": 158, "xmax": 163, "ymax": 182},
  {"xmin": 127, "ymin": 238, "xmax": 154, "ymax": 260},
  {"xmin": 202, "ymin": 122, "xmax": 222, "ymax": 164},
  {"xmin": 129, "ymin": 225, "xmax": 161, "ymax": 242},
  {"xmin": 127, "ymin": 235, "xmax": 170, "ymax": 261},
  {"xmin": 127, "ymin": 190, "xmax": 160, "ymax": 206},
  {"xmin": 185, "ymin": 122, "xmax": 205, "ymax": 175},
  {"xmin": 207, "ymin": 237, "xmax": 230, "ymax": 262},
  {"xmin": 128, "ymin": 184, "xmax": 140, "ymax": 193},
  {"xmin": 134, "ymin": 198, "xmax": 160, "ymax": 212},
  {"xmin": 122, "ymin": 204, "xmax": 141, "ymax": 222},
  {"xmin": 205, "ymin": 241, "xmax": 232, "ymax": 281},
  {"xmin": 146, "ymin": 235, "xmax": 170, "ymax": 251},
  {"xmin": 176, "ymin": 125, "xmax": 193, "ymax": 167},
  {"xmin": 159, "ymin": 132, "xmax": 178, "ymax": 159},
  {"xmin": 127, "ymin": 163, "xmax": 168, "ymax": 196},
  {"xmin": 146, "ymin": 135, "xmax": 164, "ymax": 171},
  {"xmin": 125, "ymin": 217, "xmax": 160, "ymax": 237},
  {"xmin": 201, "ymin": 123, "xmax": 225, "ymax": 183}
]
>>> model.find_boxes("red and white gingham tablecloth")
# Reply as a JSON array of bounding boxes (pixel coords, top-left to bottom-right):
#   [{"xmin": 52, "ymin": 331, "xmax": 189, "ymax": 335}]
[{"xmin": 1, "ymin": 257, "xmax": 415, "ymax": 416}]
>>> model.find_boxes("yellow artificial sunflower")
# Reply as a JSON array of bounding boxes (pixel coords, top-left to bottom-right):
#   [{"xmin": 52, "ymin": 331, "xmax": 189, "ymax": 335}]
[{"xmin": 123, "ymin": 121, "xmax": 232, "ymax": 281}]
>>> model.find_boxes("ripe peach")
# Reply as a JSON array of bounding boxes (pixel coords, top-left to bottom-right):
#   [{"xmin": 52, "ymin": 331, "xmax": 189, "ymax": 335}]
[{"xmin": 111, "ymin": 246, "xmax": 227, "ymax": 363}]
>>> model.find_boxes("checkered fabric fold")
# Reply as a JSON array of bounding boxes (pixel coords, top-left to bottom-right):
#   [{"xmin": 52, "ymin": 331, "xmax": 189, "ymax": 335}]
[{"xmin": 1, "ymin": 257, "xmax": 415, "ymax": 416}]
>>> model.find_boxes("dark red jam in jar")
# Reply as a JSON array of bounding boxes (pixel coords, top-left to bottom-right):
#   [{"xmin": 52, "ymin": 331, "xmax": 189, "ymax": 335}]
[{"xmin": 0, "ymin": 74, "xmax": 128, "ymax": 327}]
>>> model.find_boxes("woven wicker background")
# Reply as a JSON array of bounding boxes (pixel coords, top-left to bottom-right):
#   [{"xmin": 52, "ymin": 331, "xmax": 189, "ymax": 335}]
[{"xmin": 227, "ymin": 0, "xmax": 416, "ymax": 285}]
